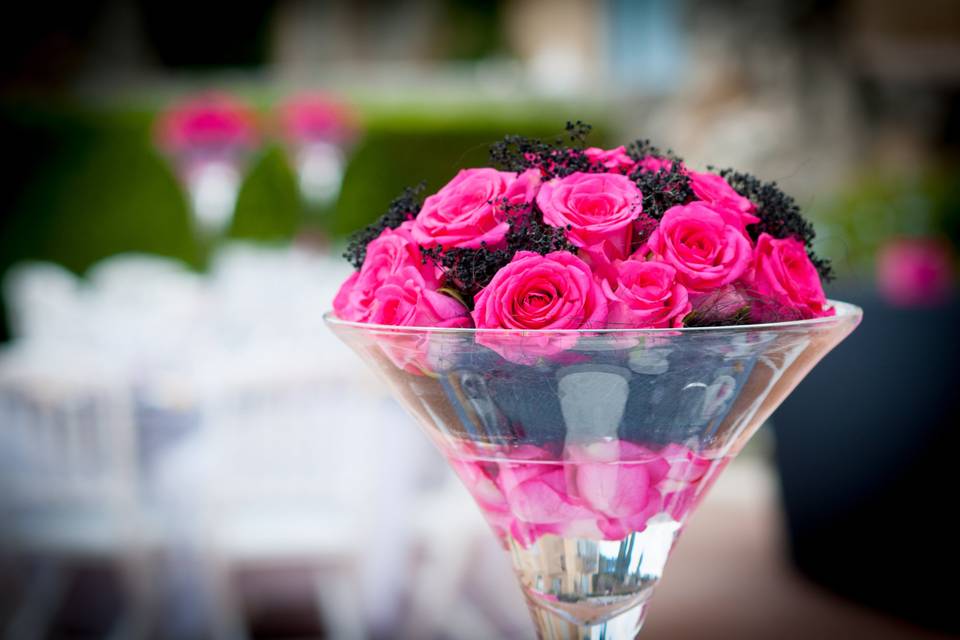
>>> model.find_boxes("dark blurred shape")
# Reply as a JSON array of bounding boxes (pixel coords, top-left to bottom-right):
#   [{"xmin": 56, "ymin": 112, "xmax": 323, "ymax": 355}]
[
  {"xmin": 774, "ymin": 283, "xmax": 960, "ymax": 634},
  {"xmin": 0, "ymin": 2, "xmax": 106, "ymax": 90},
  {"xmin": 137, "ymin": 0, "xmax": 273, "ymax": 69},
  {"xmin": 237, "ymin": 567, "xmax": 327, "ymax": 639},
  {"xmin": 438, "ymin": 0, "xmax": 505, "ymax": 60}
]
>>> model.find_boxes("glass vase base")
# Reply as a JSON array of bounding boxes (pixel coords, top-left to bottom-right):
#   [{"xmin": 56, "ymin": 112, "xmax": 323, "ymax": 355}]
[{"xmin": 527, "ymin": 599, "xmax": 647, "ymax": 640}]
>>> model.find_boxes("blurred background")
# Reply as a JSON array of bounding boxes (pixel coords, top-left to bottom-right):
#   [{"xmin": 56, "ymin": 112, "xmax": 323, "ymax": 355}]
[{"xmin": 0, "ymin": 0, "xmax": 957, "ymax": 638}]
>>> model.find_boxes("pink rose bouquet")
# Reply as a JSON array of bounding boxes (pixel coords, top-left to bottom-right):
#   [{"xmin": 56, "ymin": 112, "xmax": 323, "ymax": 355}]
[{"xmin": 335, "ymin": 124, "xmax": 835, "ymax": 364}]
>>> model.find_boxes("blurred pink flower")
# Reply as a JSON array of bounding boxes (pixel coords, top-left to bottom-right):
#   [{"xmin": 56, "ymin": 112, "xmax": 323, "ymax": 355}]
[
  {"xmin": 278, "ymin": 92, "xmax": 360, "ymax": 145},
  {"xmin": 155, "ymin": 93, "xmax": 258, "ymax": 152},
  {"xmin": 876, "ymin": 237, "xmax": 955, "ymax": 308}
]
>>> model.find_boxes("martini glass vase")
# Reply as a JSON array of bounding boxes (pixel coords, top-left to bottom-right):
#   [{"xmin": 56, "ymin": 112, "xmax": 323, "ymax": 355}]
[{"xmin": 325, "ymin": 302, "xmax": 861, "ymax": 639}]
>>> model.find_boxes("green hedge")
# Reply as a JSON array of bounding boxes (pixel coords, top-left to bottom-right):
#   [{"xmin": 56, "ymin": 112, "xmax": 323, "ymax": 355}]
[{"xmin": 0, "ymin": 102, "xmax": 608, "ymax": 339}]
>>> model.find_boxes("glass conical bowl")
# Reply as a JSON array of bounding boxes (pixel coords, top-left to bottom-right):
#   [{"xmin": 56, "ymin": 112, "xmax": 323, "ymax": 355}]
[{"xmin": 325, "ymin": 301, "xmax": 862, "ymax": 639}]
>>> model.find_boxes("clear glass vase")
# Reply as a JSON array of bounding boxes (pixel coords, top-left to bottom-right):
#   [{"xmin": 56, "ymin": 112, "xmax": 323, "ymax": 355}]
[{"xmin": 325, "ymin": 302, "xmax": 862, "ymax": 639}]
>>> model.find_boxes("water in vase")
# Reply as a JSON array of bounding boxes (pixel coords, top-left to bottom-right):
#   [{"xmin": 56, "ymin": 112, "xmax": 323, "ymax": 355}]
[{"xmin": 445, "ymin": 441, "xmax": 730, "ymax": 626}]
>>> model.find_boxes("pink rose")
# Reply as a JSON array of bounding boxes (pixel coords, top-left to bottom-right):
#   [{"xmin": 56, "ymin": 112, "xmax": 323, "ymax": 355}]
[
  {"xmin": 601, "ymin": 259, "xmax": 691, "ymax": 328},
  {"xmin": 411, "ymin": 168, "xmax": 527, "ymax": 250},
  {"xmin": 333, "ymin": 225, "xmax": 472, "ymax": 371},
  {"xmin": 333, "ymin": 222, "xmax": 442, "ymax": 322},
  {"xmin": 584, "ymin": 146, "xmax": 635, "ymax": 174},
  {"xmin": 750, "ymin": 233, "xmax": 830, "ymax": 319},
  {"xmin": 503, "ymin": 168, "xmax": 542, "ymax": 214},
  {"xmin": 472, "ymin": 251, "xmax": 608, "ymax": 364},
  {"xmin": 686, "ymin": 170, "xmax": 760, "ymax": 233},
  {"xmin": 635, "ymin": 155, "xmax": 675, "ymax": 174},
  {"xmin": 876, "ymin": 237, "xmax": 954, "ymax": 308},
  {"xmin": 537, "ymin": 172, "xmax": 644, "ymax": 260},
  {"xmin": 364, "ymin": 269, "xmax": 472, "ymax": 328},
  {"xmin": 644, "ymin": 202, "xmax": 753, "ymax": 293}
]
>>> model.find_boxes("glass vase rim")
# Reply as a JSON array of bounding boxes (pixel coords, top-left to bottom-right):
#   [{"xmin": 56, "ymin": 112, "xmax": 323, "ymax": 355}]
[{"xmin": 324, "ymin": 299, "xmax": 862, "ymax": 337}]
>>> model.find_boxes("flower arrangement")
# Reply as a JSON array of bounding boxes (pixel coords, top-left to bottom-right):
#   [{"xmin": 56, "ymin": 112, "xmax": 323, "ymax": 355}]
[{"xmin": 334, "ymin": 123, "xmax": 834, "ymax": 343}]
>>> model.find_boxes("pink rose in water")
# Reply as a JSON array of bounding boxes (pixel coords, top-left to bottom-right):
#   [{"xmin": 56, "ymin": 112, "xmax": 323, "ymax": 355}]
[
  {"xmin": 602, "ymin": 259, "xmax": 691, "ymax": 328},
  {"xmin": 538, "ymin": 172, "xmax": 644, "ymax": 261},
  {"xmin": 472, "ymin": 251, "xmax": 608, "ymax": 364},
  {"xmin": 876, "ymin": 237, "xmax": 954, "ymax": 308},
  {"xmin": 644, "ymin": 202, "xmax": 753, "ymax": 293},
  {"xmin": 584, "ymin": 146, "xmax": 636, "ymax": 174},
  {"xmin": 565, "ymin": 441, "xmax": 667, "ymax": 538},
  {"xmin": 749, "ymin": 233, "xmax": 831, "ymax": 319},
  {"xmin": 686, "ymin": 170, "xmax": 760, "ymax": 234},
  {"xmin": 412, "ymin": 168, "xmax": 540, "ymax": 250}
]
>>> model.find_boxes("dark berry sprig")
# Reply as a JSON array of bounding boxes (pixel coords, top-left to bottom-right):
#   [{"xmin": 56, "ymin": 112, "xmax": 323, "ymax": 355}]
[
  {"xmin": 625, "ymin": 138, "xmax": 682, "ymax": 165},
  {"xmin": 343, "ymin": 183, "xmax": 425, "ymax": 269},
  {"xmin": 488, "ymin": 121, "xmax": 595, "ymax": 179},
  {"xmin": 630, "ymin": 163, "xmax": 694, "ymax": 222}
]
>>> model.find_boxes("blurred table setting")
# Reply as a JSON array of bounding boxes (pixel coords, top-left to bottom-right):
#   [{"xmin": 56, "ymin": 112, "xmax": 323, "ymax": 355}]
[{"xmin": 0, "ymin": 245, "xmax": 464, "ymax": 638}]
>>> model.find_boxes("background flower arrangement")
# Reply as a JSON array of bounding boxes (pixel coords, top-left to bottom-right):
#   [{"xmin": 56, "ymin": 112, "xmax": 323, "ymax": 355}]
[{"xmin": 335, "ymin": 123, "xmax": 834, "ymax": 339}]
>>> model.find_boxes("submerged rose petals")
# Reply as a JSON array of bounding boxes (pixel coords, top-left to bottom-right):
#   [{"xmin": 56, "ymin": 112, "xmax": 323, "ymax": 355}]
[{"xmin": 447, "ymin": 439, "xmax": 719, "ymax": 547}]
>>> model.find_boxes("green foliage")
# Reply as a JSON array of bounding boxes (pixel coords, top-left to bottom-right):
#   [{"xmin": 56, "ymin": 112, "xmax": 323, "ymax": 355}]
[{"xmin": 809, "ymin": 169, "xmax": 960, "ymax": 277}]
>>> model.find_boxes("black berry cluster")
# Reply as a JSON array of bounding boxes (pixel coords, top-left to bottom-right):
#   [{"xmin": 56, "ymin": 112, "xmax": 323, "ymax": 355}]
[{"xmin": 343, "ymin": 183, "xmax": 425, "ymax": 269}]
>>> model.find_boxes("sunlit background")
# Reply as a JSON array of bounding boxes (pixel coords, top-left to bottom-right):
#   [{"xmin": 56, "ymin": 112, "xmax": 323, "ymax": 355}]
[{"xmin": 0, "ymin": 1, "xmax": 957, "ymax": 638}]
